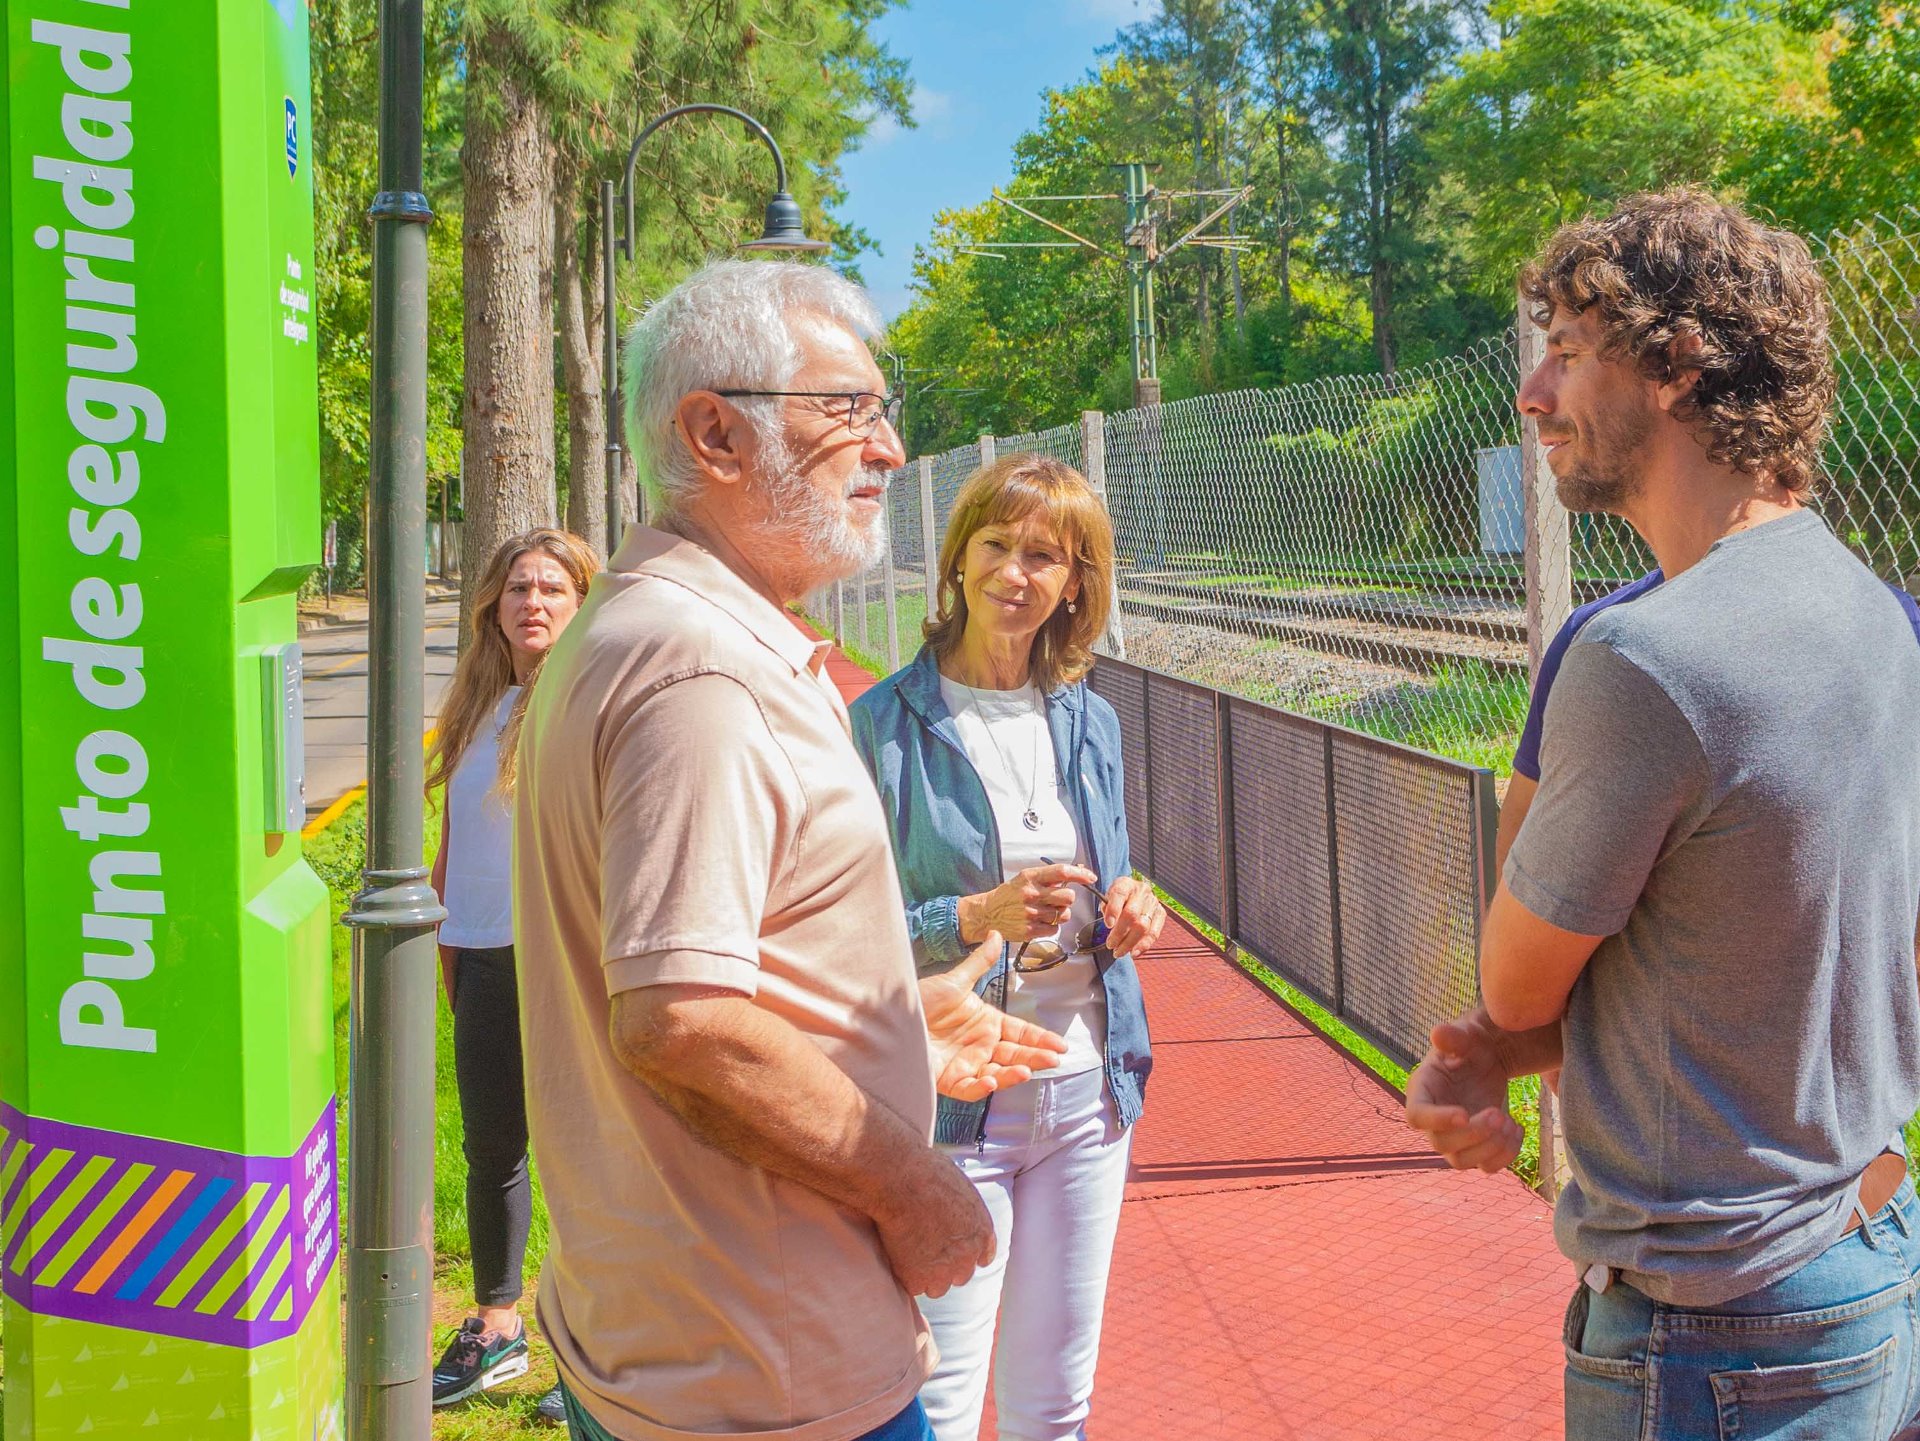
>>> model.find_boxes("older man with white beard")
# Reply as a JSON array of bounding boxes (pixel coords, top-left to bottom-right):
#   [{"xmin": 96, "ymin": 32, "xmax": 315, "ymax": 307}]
[{"xmin": 511, "ymin": 260, "xmax": 1066, "ymax": 1441}]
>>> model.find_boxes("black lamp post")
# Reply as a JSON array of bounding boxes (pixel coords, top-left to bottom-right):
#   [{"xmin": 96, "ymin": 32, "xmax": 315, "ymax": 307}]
[
  {"xmin": 348, "ymin": 1, "xmax": 444, "ymax": 1437},
  {"xmin": 599, "ymin": 104, "xmax": 830, "ymax": 554}
]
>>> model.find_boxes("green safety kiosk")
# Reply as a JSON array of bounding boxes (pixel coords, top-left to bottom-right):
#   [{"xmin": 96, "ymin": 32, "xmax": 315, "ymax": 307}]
[{"xmin": 1, "ymin": 1, "xmax": 342, "ymax": 1436}]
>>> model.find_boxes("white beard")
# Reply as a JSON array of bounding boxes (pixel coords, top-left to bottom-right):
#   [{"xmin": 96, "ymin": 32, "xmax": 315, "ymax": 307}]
[{"xmin": 751, "ymin": 431, "xmax": 889, "ymax": 582}]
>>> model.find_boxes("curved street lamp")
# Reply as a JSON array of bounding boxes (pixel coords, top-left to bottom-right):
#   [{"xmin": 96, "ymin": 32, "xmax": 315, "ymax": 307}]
[{"xmin": 599, "ymin": 104, "xmax": 831, "ymax": 554}]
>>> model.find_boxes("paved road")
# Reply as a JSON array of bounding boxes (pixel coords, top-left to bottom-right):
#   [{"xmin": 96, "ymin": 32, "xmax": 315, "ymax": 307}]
[{"xmin": 301, "ymin": 595, "xmax": 460, "ymax": 822}]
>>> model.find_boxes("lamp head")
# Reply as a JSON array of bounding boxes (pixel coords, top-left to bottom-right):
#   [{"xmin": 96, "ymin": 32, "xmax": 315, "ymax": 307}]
[{"xmin": 737, "ymin": 190, "xmax": 831, "ymax": 253}]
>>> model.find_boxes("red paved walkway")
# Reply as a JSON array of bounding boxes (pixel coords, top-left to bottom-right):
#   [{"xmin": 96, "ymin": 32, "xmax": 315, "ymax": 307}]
[{"xmin": 804, "ymin": 620, "xmax": 1569, "ymax": 1439}]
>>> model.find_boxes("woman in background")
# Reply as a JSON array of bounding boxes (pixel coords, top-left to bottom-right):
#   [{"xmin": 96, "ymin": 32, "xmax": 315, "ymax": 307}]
[
  {"xmin": 851, "ymin": 454, "xmax": 1165, "ymax": 1441},
  {"xmin": 424, "ymin": 527, "xmax": 599, "ymax": 1420}
]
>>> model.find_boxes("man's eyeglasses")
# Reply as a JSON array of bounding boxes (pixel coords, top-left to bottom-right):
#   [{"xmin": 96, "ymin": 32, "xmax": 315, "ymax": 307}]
[
  {"xmin": 714, "ymin": 390, "xmax": 901, "ymax": 440},
  {"xmin": 1012, "ymin": 873, "xmax": 1111, "ymax": 974}
]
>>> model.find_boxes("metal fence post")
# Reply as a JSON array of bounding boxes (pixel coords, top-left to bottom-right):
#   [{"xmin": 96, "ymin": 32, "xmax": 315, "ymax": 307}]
[
  {"xmin": 1472, "ymin": 770, "xmax": 1501, "ymax": 918},
  {"xmin": 832, "ymin": 577, "xmax": 844, "ymax": 640},
  {"xmin": 1080, "ymin": 409, "xmax": 1127, "ymax": 660},
  {"xmin": 1518, "ymin": 299, "xmax": 1573, "ymax": 676},
  {"xmin": 882, "ymin": 507, "xmax": 900, "ymax": 671},
  {"xmin": 1137, "ymin": 673, "xmax": 1156, "ymax": 877},
  {"xmin": 918, "ymin": 456, "xmax": 940, "ymax": 606},
  {"xmin": 856, "ymin": 567, "xmax": 870, "ymax": 653},
  {"xmin": 1321, "ymin": 727, "xmax": 1346, "ymax": 1020},
  {"xmin": 1214, "ymin": 691, "xmax": 1239, "ymax": 949},
  {"xmin": 979, "ymin": 432, "xmax": 996, "ymax": 472}
]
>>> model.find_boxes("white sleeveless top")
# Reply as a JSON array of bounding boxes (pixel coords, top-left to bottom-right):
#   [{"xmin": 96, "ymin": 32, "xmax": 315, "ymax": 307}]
[{"xmin": 438, "ymin": 686, "xmax": 520, "ymax": 949}]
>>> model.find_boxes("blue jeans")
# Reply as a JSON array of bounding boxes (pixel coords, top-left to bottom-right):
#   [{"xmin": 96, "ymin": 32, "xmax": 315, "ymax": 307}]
[
  {"xmin": 1564, "ymin": 1178, "xmax": 1920, "ymax": 1440},
  {"xmin": 562, "ymin": 1386, "xmax": 933, "ymax": 1441}
]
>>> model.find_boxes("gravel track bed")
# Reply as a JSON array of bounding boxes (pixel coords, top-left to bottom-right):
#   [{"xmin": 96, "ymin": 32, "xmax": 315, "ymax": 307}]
[
  {"xmin": 1113, "ymin": 613, "xmax": 1429, "ymax": 712},
  {"xmin": 1119, "ymin": 587, "xmax": 1528, "ymax": 670},
  {"xmin": 1133, "ymin": 573, "xmax": 1525, "ymax": 626}
]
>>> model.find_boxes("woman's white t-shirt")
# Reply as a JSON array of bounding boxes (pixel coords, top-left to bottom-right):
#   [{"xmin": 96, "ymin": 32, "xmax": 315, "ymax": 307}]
[
  {"xmin": 939, "ymin": 675, "xmax": 1106, "ymax": 1075},
  {"xmin": 438, "ymin": 686, "xmax": 520, "ymax": 949}
]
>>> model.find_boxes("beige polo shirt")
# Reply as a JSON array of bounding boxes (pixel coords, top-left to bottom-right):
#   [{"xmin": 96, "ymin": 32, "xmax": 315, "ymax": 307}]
[{"xmin": 513, "ymin": 524, "xmax": 937, "ymax": 1441}]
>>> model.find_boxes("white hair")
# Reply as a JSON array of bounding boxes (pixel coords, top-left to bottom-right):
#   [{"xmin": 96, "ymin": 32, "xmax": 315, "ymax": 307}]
[{"xmin": 621, "ymin": 259, "xmax": 883, "ymax": 517}]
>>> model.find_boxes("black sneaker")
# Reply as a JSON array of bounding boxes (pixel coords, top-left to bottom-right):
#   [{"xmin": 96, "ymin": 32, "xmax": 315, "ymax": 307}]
[
  {"xmin": 535, "ymin": 1383, "xmax": 568, "ymax": 1424},
  {"xmin": 431, "ymin": 1316, "xmax": 530, "ymax": 1407}
]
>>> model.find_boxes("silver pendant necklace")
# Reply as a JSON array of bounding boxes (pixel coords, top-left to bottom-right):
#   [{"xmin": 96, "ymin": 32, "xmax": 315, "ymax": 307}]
[{"xmin": 961, "ymin": 683, "xmax": 1046, "ymax": 830}]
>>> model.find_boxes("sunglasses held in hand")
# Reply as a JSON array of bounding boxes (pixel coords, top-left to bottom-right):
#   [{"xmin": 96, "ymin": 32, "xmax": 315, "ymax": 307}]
[{"xmin": 1012, "ymin": 860, "xmax": 1110, "ymax": 974}]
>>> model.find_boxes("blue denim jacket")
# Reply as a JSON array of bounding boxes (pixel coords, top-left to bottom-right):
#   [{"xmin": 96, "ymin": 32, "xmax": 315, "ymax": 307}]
[{"xmin": 849, "ymin": 645, "xmax": 1152, "ymax": 1146}]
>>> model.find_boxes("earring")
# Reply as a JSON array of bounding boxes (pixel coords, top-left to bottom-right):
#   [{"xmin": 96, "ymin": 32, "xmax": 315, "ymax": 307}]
[{"xmin": 1067, "ymin": 600, "xmax": 1078, "ymax": 614}]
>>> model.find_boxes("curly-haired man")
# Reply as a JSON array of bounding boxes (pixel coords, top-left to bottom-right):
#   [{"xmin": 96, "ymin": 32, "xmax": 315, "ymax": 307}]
[{"xmin": 1406, "ymin": 189, "xmax": 1920, "ymax": 1440}]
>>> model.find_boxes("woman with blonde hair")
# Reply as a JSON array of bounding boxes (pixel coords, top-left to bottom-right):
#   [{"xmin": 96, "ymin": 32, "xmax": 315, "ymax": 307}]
[
  {"xmin": 850, "ymin": 455, "xmax": 1165, "ymax": 1440},
  {"xmin": 424, "ymin": 527, "xmax": 599, "ymax": 1417}
]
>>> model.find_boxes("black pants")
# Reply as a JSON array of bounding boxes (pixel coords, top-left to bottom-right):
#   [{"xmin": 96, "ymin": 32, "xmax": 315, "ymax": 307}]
[{"xmin": 452, "ymin": 945, "xmax": 532, "ymax": 1308}]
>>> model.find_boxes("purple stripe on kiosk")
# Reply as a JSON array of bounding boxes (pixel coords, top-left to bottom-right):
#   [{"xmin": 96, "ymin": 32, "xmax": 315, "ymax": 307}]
[{"xmin": 0, "ymin": 1099, "xmax": 337, "ymax": 1348}]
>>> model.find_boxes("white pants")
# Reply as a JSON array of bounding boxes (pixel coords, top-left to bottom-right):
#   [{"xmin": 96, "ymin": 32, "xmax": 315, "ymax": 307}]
[{"xmin": 918, "ymin": 1066, "xmax": 1133, "ymax": 1441}]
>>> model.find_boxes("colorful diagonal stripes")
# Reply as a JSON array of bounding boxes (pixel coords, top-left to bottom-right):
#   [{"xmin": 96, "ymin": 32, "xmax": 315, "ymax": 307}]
[{"xmin": 0, "ymin": 1098, "xmax": 336, "ymax": 1350}]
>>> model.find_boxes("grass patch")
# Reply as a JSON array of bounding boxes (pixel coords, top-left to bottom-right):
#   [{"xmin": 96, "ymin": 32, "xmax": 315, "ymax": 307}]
[
  {"xmin": 1311, "ymin": 660, "xmax": 1529, "ymax": 776},
  {"xmin": 313, "ymin": 796, "xmax": 562, "ymax": 1439},
  {"xmin": 807, "ymin": 592, "xmax": 926, "ymax": 680},
  {"xmin": 1229, "ymin": 660, "xmax": 1526, "ymax": 776},
  {"xmin": 834, "ymin": 589, "xmax": 927, "ymax": 678}
]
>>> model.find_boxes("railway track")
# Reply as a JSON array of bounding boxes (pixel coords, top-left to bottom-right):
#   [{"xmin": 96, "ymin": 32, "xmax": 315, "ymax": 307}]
[
  {"xmin": 1126, "ymin": 565, "xmax": 1639, "ymax": 609},
  {"xmin": 1118, "ymin": 581, "xmax": 1530, "ymax": 681},
  {"xmin": 1130, "ymin": 576, "xmax": 1529, "ymax": 644}
]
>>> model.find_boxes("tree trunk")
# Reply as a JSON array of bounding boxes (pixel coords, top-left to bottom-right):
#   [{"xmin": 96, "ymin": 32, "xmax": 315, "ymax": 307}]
[
  {"xmin": 1365, "ymin": 50, "xmax": 1397, "ymax": 380},
  {"xmin": 1227, "ymin": 206, "xmax": 1246, "ymax": 346},
  {"xmin": 1274, "ymin": 112, "xmax": 1293, "ymax": 310},
  {"xmin": 554, "ymin": 168, "xmax": 606, "ymax": 559},
  {"xmin": 621, "ymin": 442, "xmax": 640, "ymax": 531},
  {"xmin": 461, "ymin": 23, "xmax": 555, "ymax": 607},
  {"xmin": 1370, "ymin": 259, "xmax": 1397, "ymax": 379},
  {"xmin": 1191, "ymin": 87, "xmax": 1212, "ymax": 342}
]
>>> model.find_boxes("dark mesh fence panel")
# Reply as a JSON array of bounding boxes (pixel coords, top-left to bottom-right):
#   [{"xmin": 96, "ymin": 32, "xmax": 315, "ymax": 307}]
[
  {"xmin": 1088, "ymin": 661, "xmax": 1151, "ymax": 874},
  {"xmin": 1144, "ymin": 674, "xmax": 1222, "ymax": 928},
  {"xmin": 1329, "ymin": 733, "xmax": 1482, "ymax": 1067},
  {"xmin": 1225, "ymin": 701, "xmax": 1338, "ymax": 1007}
]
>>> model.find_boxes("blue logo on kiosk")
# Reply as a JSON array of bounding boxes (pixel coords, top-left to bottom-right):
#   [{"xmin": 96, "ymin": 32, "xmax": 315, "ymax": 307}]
[{"xmin": 284, "ymin": 98, "xmax": 299, "ymax": 177}]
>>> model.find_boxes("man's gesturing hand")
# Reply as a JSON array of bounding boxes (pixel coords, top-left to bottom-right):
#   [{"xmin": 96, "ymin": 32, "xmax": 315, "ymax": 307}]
[
  {"xmin": 872, "ymin": 1151, "xmax": 996, "ymax": 1298},
  {"xmin": 1405, "ymin": 1007, "xmax": 1525, "ymax": 1174},
  {"xmin": 919, "ymin": 934, "xmax": 1068, "ymax": 1101}
]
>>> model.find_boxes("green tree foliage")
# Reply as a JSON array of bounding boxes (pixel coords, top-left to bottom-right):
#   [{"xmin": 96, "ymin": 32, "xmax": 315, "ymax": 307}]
[
  {"xmin": 1306, "ymin": 0, "xmax": 1476, "ymax": 376},
  {"xmin": 309, "ymin": 0, "xmax": 908, "ymax": 578},
  {"xmin": 1738, "ymin": 2, "xmax": 1920, "ymax": 234},
  {"xmin": 312, "ymin": 0, "xmax": 466, "ymax": 571},
  {"xmin": 892, "ymin": 0, "xmax": 1907, "ymax": 457},
  {"xmin": 1429, "ymin": 0, "xmax": 1821, "ymax": 290},
  {"xmin": 891, "ymin": 52, "xmax": 1380, "ymax": 454}
]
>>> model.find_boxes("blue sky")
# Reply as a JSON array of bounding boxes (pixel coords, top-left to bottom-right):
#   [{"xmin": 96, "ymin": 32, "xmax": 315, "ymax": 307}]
[{"xmin": 835, "ymin": 0, "xmax": 1150, "ymax": 320}]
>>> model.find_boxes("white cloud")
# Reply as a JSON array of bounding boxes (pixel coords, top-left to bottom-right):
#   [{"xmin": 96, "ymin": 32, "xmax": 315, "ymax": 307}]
[
  {"xmin": 855, "ymin": 87, "xmax": 952, "ymax": 149},
  {"xmin": 914, "ymin": 87, "xmax": 954, "ymax": 124}
]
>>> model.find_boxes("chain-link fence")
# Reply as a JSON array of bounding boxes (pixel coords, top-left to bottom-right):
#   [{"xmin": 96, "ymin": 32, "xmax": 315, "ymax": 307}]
[
  {"xmin": 814, "ymin": 208, "xmax": 1920, "ymax": 783},
  {"xmin": 1816, "ymin": 210, "xmax": 1920, "ymax": 589}
]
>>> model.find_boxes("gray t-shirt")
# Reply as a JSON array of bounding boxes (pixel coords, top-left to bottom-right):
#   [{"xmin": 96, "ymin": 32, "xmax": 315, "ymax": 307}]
[{"xmin": 1508, "ymin": 509, "xmax": 1920, "ymax": 1306}]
